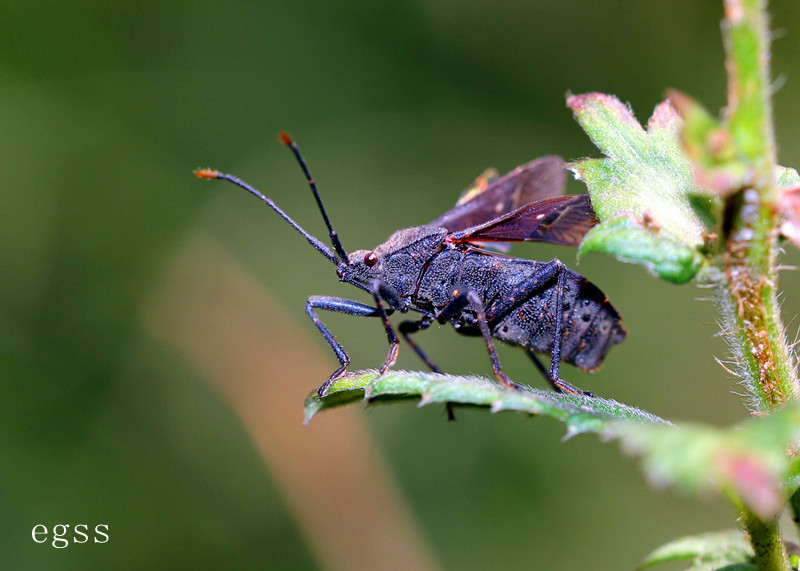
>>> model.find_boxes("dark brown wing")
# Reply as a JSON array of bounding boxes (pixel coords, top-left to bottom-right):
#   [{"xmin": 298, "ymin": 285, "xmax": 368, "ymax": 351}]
[
  {"xmin": 428, "ymin": 156, "xmax": 566, "ymax": 232},
  {"xmin": 450, "ymin": 194, "xmax": 597, "ymax": 247}
]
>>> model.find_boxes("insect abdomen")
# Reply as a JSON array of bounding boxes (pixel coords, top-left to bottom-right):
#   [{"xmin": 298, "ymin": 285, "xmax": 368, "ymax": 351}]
[{"xmin": 492, "ymin": 268, "xmax": 625, "ymax": 370}]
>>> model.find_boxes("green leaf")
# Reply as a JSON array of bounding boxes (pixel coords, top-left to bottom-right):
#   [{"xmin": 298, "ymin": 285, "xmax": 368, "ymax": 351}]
[
  {"xmin": 778, "ymin": 171, "xmax": 800, "ymax": 247},
  {"xmin": 307, "ymin": 372, "xmax": 800, "ymax": 520},
  {"xmin": 567, "ymin": 93, "xmax": 716, "ymax": 282},
  {"xmin": 567, "ymin": 92, "xmax": 800, "ymax": 280},
  {"xmin": 579, "ymin": 217, "xmax": 704, "ymax": 284},
  {"xmin": 669, "ymin": 89, "xmax": 748, "ymax": 197},
  {"xmin": 304, "ymin": 370, "xmax": 669, "ymax": 435},
  {"xmin": 777, "ymin": 165, "xmax": 800, "ymax": 189},
  {"xmin": 670, "ymin": 90, "xmax": 800, "ymax": 199},
  {"xmin": 616, "ymin": 402, "xmax": 800, "ymax": 521},
  {"xmin": 638, "ymin": 530, "xmax": 756, "ymax": 570}
]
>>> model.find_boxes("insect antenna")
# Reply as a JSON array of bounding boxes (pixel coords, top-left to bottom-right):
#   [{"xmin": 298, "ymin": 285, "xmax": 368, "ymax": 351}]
[
  {"xmin": 195, "ymin": 168, "xmax": 338, "ymax": 265},
  {"xmin": 279, "ymin": 132, "xmax": 350, "ymax": 265}
]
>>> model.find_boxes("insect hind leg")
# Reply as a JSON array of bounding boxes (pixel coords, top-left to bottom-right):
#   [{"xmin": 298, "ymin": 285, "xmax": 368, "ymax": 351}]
[
  {"xmin": 525, "ymin": 350, "xmax": 593, "ymax": 397},
  {"xmin": 484, "ymin": 259, "xmax": 593, "ymax": 396}
]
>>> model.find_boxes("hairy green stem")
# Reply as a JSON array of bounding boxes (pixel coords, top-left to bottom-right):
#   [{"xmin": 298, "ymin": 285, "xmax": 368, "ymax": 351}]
[
  {"xmin": 720, "ymin": 0, "xmax": 797, "ymax": 411},
  {"xmin": 741, "ymin": 508, "xmax": 790, "ymax": 570},
  {"xmin": 790, "ymin": 489, "xmax": 800, "ymax": 539},
  {"xmin": 720, "ymin": 0, "xmax": 797, "ymax": 564}
]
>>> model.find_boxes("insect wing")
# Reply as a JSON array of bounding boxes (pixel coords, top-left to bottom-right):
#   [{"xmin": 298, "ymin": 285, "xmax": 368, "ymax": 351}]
[
  {"xmin": 428, "ymin": 156, "xmax": 566, "ymax": 233},
  {"xmin": 450, "ymin": 194, "xmax": 597, "ymax": 247},
  {"xmin": 454, "ymin": 167, "xmax": 500, "ymax": 206}
]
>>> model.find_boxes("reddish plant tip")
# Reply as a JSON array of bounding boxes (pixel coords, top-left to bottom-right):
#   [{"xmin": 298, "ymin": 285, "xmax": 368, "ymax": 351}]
[
  {"xmin": 194, "ymin": 168, "xmax": 220, "ymax": 179},
  {"xmin": 278, "ymin": 131, "xmax": 294, "ymax": 146}
]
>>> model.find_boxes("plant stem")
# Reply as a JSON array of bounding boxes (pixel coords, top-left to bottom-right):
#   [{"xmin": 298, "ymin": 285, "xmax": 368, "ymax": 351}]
[
  {"xmin": 741, "ymin": 508, "xmax": 790, "ymax": 570},
  {"xmin": 718, "ymin": 0, "xmax": 797, "ymax": 565},
  {"xmin": 719, "ymin": 0, "xmax": 798, "ymax": 412}
]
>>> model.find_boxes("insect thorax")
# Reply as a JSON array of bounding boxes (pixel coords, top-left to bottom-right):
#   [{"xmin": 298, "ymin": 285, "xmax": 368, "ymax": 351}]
[{"xmin": 345, "ymin": 226, "xmax": 448, "ymax": 296}]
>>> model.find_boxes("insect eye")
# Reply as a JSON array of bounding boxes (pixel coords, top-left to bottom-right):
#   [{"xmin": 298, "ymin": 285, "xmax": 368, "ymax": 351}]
[{"xmin": 364, "ymin": 252, "xmax": 378, "ymax": 267}]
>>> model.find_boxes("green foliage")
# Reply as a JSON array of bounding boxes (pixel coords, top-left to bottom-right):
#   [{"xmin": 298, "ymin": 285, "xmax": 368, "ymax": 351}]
[
  {"xmin": 567, "ymin": 93, "xmax": 716, "ymax": 283},
  {"xmin": 579, "ymin": 217, "xmax": 704, "ymax": 284},
  {"xmin": 308, "ymin": 372, "xmax": 800, "ymax": 524},
  {"xmin": 638, "ymin": 530, "xmax": 756, "ymax": 570},
  {"xmin": 304, "ymin": 370, "xmax": 669, "ymax": 433},
  {"xmin": 669, "ymin": 90, "xmax": 750, "ymax": 196},
  {"xmin": 616, "ymin": 402, "xmax": 800, "ymax": 521}
]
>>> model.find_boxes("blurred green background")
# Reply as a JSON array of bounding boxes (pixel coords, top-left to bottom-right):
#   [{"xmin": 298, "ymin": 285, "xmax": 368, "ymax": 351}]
[{"xmin": 3, "ymin": 1, "xmax": 800, "ymax": 569}]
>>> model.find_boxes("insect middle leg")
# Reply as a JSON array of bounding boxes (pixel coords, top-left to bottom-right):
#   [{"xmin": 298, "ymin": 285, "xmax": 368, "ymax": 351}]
[
  {"xmin": 463, "ymin": 291, "xmax": 520, "ymax": 390},
  {"xmin": 400, "ymin": 314, "xmax": 458, "ymax": 420},
  {"xmin": 431, "ymin": 289, "xmax": 519, "ymax": 390},
  {"xmin": 306, "ymin": 295, "xmax": 394, "ymax": 397},
  {"xmin": 399, "ymin": 314, "xmax": 442, "ymax": 373}
]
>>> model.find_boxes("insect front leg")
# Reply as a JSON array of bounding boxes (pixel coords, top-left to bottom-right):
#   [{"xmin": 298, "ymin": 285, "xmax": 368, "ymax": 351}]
[
  {"xmin": 306, "ymin": 296, "xmax": 387, "ymax": 397},
  {"xmin": 368, "ymin": 279, "xmax": 403, "ymax": 376}
]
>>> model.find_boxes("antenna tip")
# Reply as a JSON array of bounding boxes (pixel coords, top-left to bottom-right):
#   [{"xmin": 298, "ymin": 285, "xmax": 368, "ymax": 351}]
[
  {"xmin": 194, "ymin": 168, "xmax": 221, "ymax": 180},
  {"xmin": 278, "ymin": 131, "xmax": 294, "ymax": 147}
]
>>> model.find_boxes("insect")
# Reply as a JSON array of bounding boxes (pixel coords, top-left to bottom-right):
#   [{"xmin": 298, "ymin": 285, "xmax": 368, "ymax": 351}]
[{"xmin": 196, "ymin": 133, "xmax": 626, "ymax": 399}]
